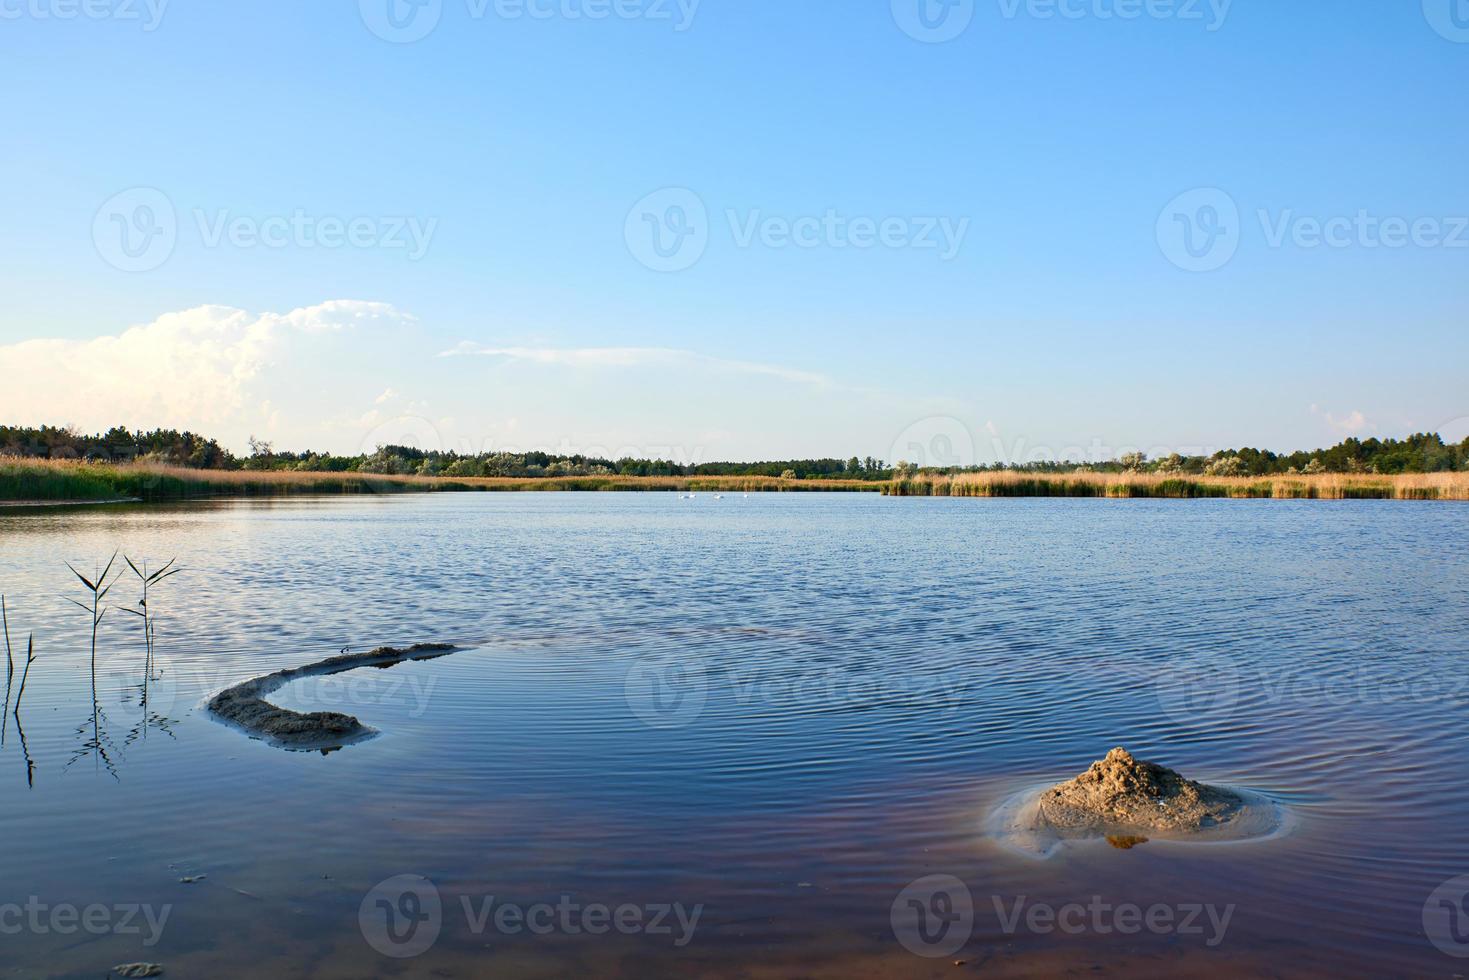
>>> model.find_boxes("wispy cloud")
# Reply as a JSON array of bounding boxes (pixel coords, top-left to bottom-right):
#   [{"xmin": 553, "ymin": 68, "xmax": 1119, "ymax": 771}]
[{"xmin": 438, "ymin": 342, "xmax": 833, "ymax": 387}]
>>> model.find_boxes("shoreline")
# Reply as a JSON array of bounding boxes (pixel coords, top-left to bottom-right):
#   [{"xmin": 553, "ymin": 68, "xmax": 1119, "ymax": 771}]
[
  {"xmin": 0, "ymin": 496, "xmax": 141, "ymax": 509},
  {"xmin": 2, "ymin": 458, "xmax": 1467, "ymax": 505}
]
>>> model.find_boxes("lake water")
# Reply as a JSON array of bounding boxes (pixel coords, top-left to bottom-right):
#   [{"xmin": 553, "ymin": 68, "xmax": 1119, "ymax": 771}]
[{"xmin": 1, "ymin": 493, "xmax": 1467, "ymax": 977}]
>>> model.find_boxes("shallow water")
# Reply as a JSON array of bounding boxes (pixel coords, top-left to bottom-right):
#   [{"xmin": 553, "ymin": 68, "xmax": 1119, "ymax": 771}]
[{"xmin": 1, "ymin": 493, "xmax": 1467, "ymax": 977}]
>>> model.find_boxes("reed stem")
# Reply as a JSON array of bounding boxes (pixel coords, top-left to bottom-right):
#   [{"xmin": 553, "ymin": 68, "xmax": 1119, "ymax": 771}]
[{"xmin": 12, "ymin": 634, "xmax": 34, "ymax": 715}]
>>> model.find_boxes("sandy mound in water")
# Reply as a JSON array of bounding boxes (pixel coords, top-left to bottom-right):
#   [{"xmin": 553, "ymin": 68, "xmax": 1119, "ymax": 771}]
[
  {"xmin": 1038, "ymin": 747, "xmax": 1243, "ymax": 832},
  {"xmin": 207, "ymin": 643, "xmax": 457, "ymax": 751},
  {"xmin": 988, "ymin": 748, "xmax": 1285, "ymax": 857}
]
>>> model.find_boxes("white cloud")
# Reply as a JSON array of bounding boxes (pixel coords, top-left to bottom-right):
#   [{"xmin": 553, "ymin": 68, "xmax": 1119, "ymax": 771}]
[
  {"xmin": 1312, "ymin": 405, "xmax": 1373, "ymax": 436},
  {"xmin": 0, "ymin": 301, "xmax": 407, "ymax": 434},
  {"xmin": 439, "ymin": 343, "xmax": 833, "ymax": 388}
]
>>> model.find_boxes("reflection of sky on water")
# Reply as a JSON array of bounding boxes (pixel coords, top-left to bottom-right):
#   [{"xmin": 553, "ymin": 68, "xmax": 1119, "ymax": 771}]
[{"xmin": 1, "ymin": 495, "xmax": 1467, "ymax": 977}]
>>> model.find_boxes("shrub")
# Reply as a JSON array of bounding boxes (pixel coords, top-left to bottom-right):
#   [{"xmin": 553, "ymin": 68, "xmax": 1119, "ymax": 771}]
[{"xmin": 1204, "ymin": 455, "xmax": 1245, "ymax": 477}]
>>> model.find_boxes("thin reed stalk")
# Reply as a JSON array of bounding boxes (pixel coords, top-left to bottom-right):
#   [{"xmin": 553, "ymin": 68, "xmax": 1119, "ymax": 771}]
[
  {"xmin": 12, "ymin": 635, "xmax": 34, "ymax": 715},
  {"xmin": 65, "ymin": 551, "xmax": 119, "ymax": 688},
  {"xmin": 2, "ymin": 594, "xmax": 12, "ymax": 703},
  {"xmin": 1, "ymin": 596, "xmax": 11, "ymax": 742},
  {"xmin": 122, "ymin": 556, "xmax": 179, "ymax": 711}
]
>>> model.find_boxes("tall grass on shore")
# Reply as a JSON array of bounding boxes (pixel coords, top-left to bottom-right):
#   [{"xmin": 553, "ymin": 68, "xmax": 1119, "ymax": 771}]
[
  {"xmin": 886, "ymin": 470, "xmax": 1469, "ymax": 501},
  {"xmin": 0, "ymin": 456, "xmax": 881, "ymax": 503},
  {"xmin": 6, "ymin": 455, "xmax": 1466, "ymax": 504},
  {"xmin": 0, "ymin": 457, "xmax": 469, "ymax": 502}
]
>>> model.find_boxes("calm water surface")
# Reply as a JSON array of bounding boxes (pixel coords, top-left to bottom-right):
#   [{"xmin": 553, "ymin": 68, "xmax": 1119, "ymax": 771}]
[{"xmin": 1, "ymin": 494, "xmax": 1467, "ymax": 977}]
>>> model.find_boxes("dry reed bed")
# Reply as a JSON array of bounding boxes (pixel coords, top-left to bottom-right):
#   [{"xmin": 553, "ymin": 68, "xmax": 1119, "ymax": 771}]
[
  {"xmin": 6, "ymin": 457, "xmax": 1466, "ymax": 504},
  {"xmin": 887, "ymin": 471, "xmax": 1469, "ymax": 501},
  {"xmin": 0, "ymin": 457, "xmax": 880, "ymax": 502}
]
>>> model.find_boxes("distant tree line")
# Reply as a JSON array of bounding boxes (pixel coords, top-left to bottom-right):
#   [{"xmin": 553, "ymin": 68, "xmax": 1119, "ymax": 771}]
[
  {"xmin": 3, "ymin": 425, "xmax": 1466, "ymax": 479},
  {"xmin": 0, "ymin": 425, "xmax": 233, "ymax": 468},
  {"xmin": 0, "ymin": 426, "xmax": 892, "ymax": 480},
  {"xmin": 966, "ymin": 433, "xmax": 1469, "ymax": 478}
]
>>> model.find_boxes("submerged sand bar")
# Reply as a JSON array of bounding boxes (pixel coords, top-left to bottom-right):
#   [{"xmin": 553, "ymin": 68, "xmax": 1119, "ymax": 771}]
[{"xmin": 207, "ymin": 643, "xmax": 457, "ymax": 750}]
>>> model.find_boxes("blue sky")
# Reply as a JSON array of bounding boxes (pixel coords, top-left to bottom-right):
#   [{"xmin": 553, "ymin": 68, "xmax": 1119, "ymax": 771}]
[{"xmin": 1, "ymin": 0, "xmax": 1465, "ymax": 464}]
